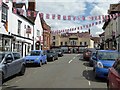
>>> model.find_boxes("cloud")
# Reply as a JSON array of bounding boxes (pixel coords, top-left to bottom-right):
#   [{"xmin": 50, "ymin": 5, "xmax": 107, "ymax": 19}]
[{"xmin": 36, "ymin": 0, "xmax": 119, "ymax": 36}]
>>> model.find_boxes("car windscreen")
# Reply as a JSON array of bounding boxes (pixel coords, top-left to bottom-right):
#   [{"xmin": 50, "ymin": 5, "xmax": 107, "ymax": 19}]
[
  {"xmin": 30, "ymin": 51, "xmax": 41, "ymax": 56},
  {"xmin": 97, "ymin": 51, "xmax": 119, "ymax": 60},
  {"xmin": 0, "ymin": 53, "xmax": 5, "ymax": 63},
  {"xmin": 47, "ymin": 50, "xmax": 53, "ymax": 53}
]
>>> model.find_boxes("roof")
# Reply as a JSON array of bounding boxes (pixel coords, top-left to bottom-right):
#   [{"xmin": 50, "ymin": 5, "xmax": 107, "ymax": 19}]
[
  {"xmin": 99, "ymin": 32, "xmax": 105, "ymax": 37},
  {"xmin": 13, "ymin": 3, "xmax": 26, "ymax": 8},
  {"xmin": 32, "ymin": 50, "xmax": 42, "ymax": 51},
  {"xmin": 61, "ymin": 32, "xmax": 90, "ymax": 38},
  {"xmin": 91, "ymin": 37, "xmax": 100, "ymax": 43},
  {"xmin": 97, "ymin": 50, "xmax": 118, "ymax": 52}
]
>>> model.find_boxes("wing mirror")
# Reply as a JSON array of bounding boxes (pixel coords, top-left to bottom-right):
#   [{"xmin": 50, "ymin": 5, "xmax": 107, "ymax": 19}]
[
  {"xmin": 4, "ymin": 57, "xmax": 13, "ymax": 64},
  {"xmin": 92, "ymin": 56, "xmax": 97, "ymax": 60}
]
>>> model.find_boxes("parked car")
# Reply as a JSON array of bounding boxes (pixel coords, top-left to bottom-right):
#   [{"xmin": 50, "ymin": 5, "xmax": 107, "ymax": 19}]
[
  {"xmin": 89, "ymin": 52, "xmax": 97, "ymax": 66},
  {"xmin": 55, "ymin": 49, "xmax": 63, "ymax": 57},
  {"xmin": 83, "ymin": 48, "xmax": 96, "ymax": 61},
  {"xmin": 0, "ymin": 52, "xmax": 26, "ymax": 83},
  {"xmin": 24, "ymin": 50, "xmax": 47, "ymax": 66},
  {"xmin": 44, "ymin": 50, "xmax": 58, "ymax": 61},
  {"xmin": 93, "ymin": 50, "xmax": 119, "ymax": 79},
  {"xmin": 107, "ymin": 57, "xmax": 120, "ymax": 89}
]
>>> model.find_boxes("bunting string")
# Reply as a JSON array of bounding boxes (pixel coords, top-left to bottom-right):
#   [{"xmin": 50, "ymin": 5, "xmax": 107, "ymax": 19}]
[{"xmin": 12, "ymin": 8, "xmax": 120, "ymax": 21}]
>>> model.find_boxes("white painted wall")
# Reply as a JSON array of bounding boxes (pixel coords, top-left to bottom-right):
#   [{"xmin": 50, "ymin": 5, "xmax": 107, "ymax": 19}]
[{"xmin": 34, "ymin": 12, "xmax": 43, "ymax": 50}]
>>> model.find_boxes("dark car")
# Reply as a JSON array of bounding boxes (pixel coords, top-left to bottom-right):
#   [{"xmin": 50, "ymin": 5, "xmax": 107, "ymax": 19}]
[
  {"xmin": 83, "ymin": 48, "xmax": 96, "ymax": 61},
  {"xmin": 107, "ymin": 57, "xmax": 120, "ymax": 89},
  {"xmin": 44, "ymin": 50, "xmax": 58, "ymax": 61},
  {"xmin": 55, "ymin": 49, "xmax": 63, "ymax": 57}
]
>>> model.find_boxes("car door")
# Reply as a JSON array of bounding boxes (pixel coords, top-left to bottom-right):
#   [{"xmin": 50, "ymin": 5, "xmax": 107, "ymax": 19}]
[
  {"xmin": 4, "ymin": 53, "xmax": 14, "ymax": 78},
  {"xmin": 112, "ymin": 60, "xmax": 120, "ymax": 89},
  {"xmin": 12, "ymin": 53, "xmax": 22, "ymax": 74}
]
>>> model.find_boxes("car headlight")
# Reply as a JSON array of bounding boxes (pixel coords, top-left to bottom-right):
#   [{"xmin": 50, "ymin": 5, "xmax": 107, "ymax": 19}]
[
  {"xmin": 50, "ymin": 55, "xmax": 53, "ymax": 57},
  {"xmin": 36, "ymin": 58, "xmax": 39, "ymax": 60},
  {"xmin": 97, "ymin": 62, "xmax": 103, "ymax": 68}
]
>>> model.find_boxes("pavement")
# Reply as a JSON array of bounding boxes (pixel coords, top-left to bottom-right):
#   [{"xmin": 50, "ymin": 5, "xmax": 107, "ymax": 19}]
[{"xmin": 2, "ymin": 54, "xmax": 107, "ymax": 89}]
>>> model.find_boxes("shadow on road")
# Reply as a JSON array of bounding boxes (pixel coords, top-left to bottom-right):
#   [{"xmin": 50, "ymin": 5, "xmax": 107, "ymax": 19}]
[
  {"xmin": 83, "ymin": 62, "xmax": 92, "ymax": 67},
  {"xmin": 2, "ymin": 74, "xmax": 19, "ymax": 84},
  {"xmin": 83, "ymin": 70, "xmax": 107, "ymax": 83},
  {"xmin": 2, "ymin": 84, "xmax": 18, "ymax": 90},
  {"xmin": 26, "ymin": 64, "xmax": 41, "ymax": 68}
]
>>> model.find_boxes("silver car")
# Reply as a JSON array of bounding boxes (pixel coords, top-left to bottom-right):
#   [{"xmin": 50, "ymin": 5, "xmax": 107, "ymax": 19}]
[{"xmin": 0, "ymin": 52, "xmax": 26, "ymax": 83}]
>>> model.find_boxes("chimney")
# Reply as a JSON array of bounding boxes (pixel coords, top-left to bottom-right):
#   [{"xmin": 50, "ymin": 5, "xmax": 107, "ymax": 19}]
[{"xmin": 28, "ymin": 0, "xmax": 35, "ymax": 11}]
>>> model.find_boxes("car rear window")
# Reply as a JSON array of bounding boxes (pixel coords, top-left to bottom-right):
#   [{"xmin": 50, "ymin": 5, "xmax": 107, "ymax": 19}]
[{"xmin": 30, "ymin": 51, "xmax": 41, "ymax": 56}]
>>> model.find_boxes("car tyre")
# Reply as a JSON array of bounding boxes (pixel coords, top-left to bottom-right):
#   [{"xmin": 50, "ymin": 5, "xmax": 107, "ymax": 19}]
[
  {"xmin": 2, "ymin": 73, "xmax": 4, "ymax": 84},
  {"xmin": 94, "ymin": 72, "xmax": 98, "ymax": 79},
  {"xmin": 18, "ymin": 65, "xmax": 26, "ymax": 76},
  {"xmin": 107, "ymin": 80, "xmax": 110, "ymax": 90},
  {"xmin": 45, "ymin": 60, "xmax": 47, "ymax": 64},
  {"xmin": 52, "ymin": 57, "xmax": 54, "ymax": 61},
  {"xmin": 39, "ymin": 61, "xmax": 42, "ymax": 67}
]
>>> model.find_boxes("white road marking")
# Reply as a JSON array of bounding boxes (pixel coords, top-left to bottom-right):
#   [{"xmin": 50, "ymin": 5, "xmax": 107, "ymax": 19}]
[
  {"xmin": 73, "ymin": 57, "xmax": 75, "ymax": 59},
  {"xmin": 88, "ymin": 81, "xmax": 91, "ymax": 86},
  {"xmin": 69, "ymin": 60, "xmax": 73, "ymax": 63}
]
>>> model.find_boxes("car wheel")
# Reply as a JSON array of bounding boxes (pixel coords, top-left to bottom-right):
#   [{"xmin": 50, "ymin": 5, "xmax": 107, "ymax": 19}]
[
  {"xmin": 2, "ymin": 73, "xmax": 4, "ymax": 84},
  {"xmin": 94, "ymin": 72, "xmax": 98, "ymax": 79},
  {"xmin": 107, "ymin": 80, "xmax": 111, "ymax": 90},
  {"xmin": 52, "ymin": 57, "xmax": 54, "ymax": 61},
  {"xmin": 39, "ymin": 61, "xmax": 42, "ymax": 67},
  {"xmin": 45, "ymin": 60, "xmax": 47, "ymax": 64},
  {"xmin": 93, "ymin": 67, "xmax": 95, "ymax": 71},
  {"xmin": 18, "ymin": 65, "xmax": 26, "ymax": 76},
  {"xmin": 56, "ymin": 56, "xmax": 58, "ymax": 60}
]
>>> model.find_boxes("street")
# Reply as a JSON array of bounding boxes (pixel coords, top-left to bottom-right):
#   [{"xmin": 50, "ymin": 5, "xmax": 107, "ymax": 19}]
[{"xmin": 2, "ymin": 54, "xmax": 107, "ymax": 89}]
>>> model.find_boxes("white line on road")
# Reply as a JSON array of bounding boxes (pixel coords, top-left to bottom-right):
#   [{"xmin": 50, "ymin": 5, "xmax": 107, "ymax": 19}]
[
  {"xmin": 88, "ymin": 81, "xmax": 91, "ymax": 86},
  {"xmin": 73, "ymin": 57, "xmax": 75, "ymax": 59},
  {"xmin": 69, "ymin": 60, "xmax": 73, "ymax": 63}
]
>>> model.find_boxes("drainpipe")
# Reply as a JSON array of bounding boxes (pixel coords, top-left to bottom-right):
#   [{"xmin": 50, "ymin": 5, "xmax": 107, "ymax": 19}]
[{"xmin": 33, "ymin": 24, "xmax": 35, "ymax": 50}]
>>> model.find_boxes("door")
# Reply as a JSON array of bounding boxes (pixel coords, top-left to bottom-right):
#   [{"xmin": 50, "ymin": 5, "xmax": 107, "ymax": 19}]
[
  {"xmin": 4, "ymin": 54, "xmax": 14, "ymax": 78},
  {"xmin": 111, "ymin": 60, "xmax": 120, "ymax": 89},
  {"xmin": 12, "ymin": 53, "xmax": 22, "ymax": 73}
]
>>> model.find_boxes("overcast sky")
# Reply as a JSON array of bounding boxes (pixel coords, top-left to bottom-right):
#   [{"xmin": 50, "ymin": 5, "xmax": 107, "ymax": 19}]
[{"xmin": 35, "ymin": 0, "xmax": 119, "ymax": 36}]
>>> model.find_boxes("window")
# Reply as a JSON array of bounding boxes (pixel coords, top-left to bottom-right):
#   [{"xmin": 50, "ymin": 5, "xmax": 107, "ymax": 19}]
[
  {"xmin": 61, "ymin": 42, "xmax": 63, "ymax": 46},
  {"xmin": 84, "ymin": 42, "xmax": 87, "ymax": 45},
  {"xmin": 53, "ymin": 42, "xmax": 55, "ymax": 46},
  {"xmin": 13, "ymin": 53, "xmax": 21, "ymax": 60},
  {"xmin": 74, "ymin": 41, "xmax": 76, "ymax": 45},
  {"xmin": 80, "ymin": 42, "xmax": 82, "ymax": 45},
  {"xmin": 1, "ymin": 3, "xmax": 8, "ymax": 22},
  {"xmin": 18, "ymin": 20, "xmax": 22, "ymax": 35},
  {"xmin": 53, "ymin": 36, "xmax": 55, "ymax": 40},
  {"xmin": 37, "ymin": 30, "xmax": 40, "ymax": 36},
  {"xmin": 65, "ymin": 42, "xmax": 67, "ymax": 46}
]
